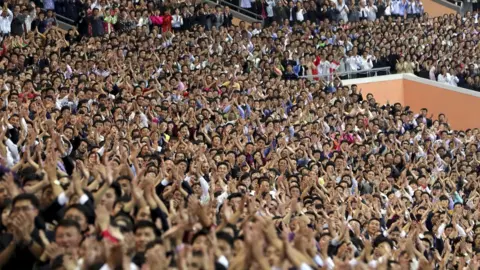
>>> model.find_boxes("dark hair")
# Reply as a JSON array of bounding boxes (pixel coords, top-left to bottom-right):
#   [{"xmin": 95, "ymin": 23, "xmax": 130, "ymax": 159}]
[
  {"xmin": 145, "ymin": 238, "xmax": 164, "ymax": 252},
  {"xmin": 12, "ymin": 193, "xmax": 40, "ymax": 209},
  {"xmin": 64, "ymin": 204, "xmax": 95, "ymax": 225},
  {"xmin": 216, "ymin": 231, "xmax": 234, "ymax": 247},
  {"xmin": 110, "ymin": 181, "xmax": 123, "ymax": 199},
  {"xmin": 55, "ymin": 219, "xmax": 82, "ymax": 234},
  {"xmin": 191, "ymin": 228, "xmax": 210, "ymax": 244},
  {"xmin": 134, "ymin": 220, "xmax": 160, "ymax": 236},
  {"xmin": 227, "ymin": 193, "xmax": 243, "ymax": 201}
]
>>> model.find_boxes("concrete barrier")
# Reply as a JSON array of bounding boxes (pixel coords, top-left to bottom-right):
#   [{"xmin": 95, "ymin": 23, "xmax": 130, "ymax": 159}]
[{"xmin": 343, "ymin": 74, "xmax": 480, "ymax": 130}]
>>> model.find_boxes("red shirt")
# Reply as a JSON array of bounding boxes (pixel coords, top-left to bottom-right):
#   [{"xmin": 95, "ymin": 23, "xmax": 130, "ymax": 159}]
[{"xmin": 162, "ymin": 15, "xmax": 172, "ymax": 33}]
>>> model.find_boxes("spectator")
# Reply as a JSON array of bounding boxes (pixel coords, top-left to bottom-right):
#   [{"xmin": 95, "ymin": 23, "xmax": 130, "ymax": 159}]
[
  {"xmin": 265, "ymin": 0, "xmax": 275, "ymax": 26},
  {"xmin": 240, "ymin": 0, "xmax": 252, "ymax": 10},
  {"xmin": 0, "ymin": 3, "xmax": 479, "ymax": 269},
  {"xmin": 171, "ymin": 8, "xmax": 183, "ymax": 31},
  {"xmin": 31, "ymin": 12, "xmax": 47, "ymax": 33},
  {"xmin": 223, "ymin": 6, "xmax": 233, "ymax": 27},
  {"xmin": 0, "ymin": 4, "xmax": 12, "ymax": 36},
  {"xmin": 88, "ymin": 8, "xmax": 104, "ymax": 37},
  {"xmin": 295, "ymin": 2, "xmax": 305, "ymax": 23},
  {"xmin": 103, "ymin": 7, "xmax": 117, "ymax": 34},
  {"xmin": 212, "ymin": 6, "xmax": 223, "ymax": 29},
  {"xmin": 336, "ymin": 0, "xmax": 349, "ymax": 22},
  {"xmin": 44, "ymin": 9, "xmax": 57, "ymax": 29},
  {"xmin": 10, "ymin": 5, "xmax": 26, "ymax": 37},
  {"xmin": 366, "ymin": 0, "xmax": 377, "ymax": 21},
  {"xmin": 273, "ymin": 3, "xmax": 285, "ymax": 23}
]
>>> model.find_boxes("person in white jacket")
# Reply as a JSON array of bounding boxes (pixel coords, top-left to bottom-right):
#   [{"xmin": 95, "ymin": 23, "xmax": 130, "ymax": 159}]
[
  {"xmin": 336, "ymin": 0, "xmax": 349, "ymax": 22},
  {"xmin": 447, "ymin": 68, "xmax": 460, "ymax": 86},
  {"xmin": 0, "ymin": 6, "xmax": 13, "ymax": 36},
  {"xmin": 358, "ymin": 51, "xmax": 374, "ymax": 71},
  {"xmin": 171, "ymin": 8, "xmax": 183, "ymax": 30},
  {"xmin": 384, "ymin": 0, "xmax": 393, "ymax": 16},
  {"xmin": 437, "ymin": 66, "xmax": 459, "ymax": 86}
]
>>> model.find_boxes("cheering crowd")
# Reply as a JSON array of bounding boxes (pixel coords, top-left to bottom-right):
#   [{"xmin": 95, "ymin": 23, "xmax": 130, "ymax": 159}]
[
  {"xmin": 3, "ymin": 0, "xmax": 480, "ymax": 89},
  {"xmin": 0, "ymin": 0, "xmax": 479, "ymax": 269}
]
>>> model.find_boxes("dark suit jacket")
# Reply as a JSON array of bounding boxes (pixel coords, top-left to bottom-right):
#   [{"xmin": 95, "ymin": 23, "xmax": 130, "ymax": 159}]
[{"xmin": 223, "ymin": 12, "xmax": 233, "ymax": 27}]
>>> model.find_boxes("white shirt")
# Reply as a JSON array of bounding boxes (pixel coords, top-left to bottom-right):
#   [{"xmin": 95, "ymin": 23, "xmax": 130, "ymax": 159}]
[
  {"xmin": 336, "ymin": 3, "xmax": 349, "ymax": 22},
  {"xmin": 172, "ymin": 14, "xmax": 183, "ymax": 28},
  {"xmin": 252, "ymin": 28, "xmax": 262, "ymax": 36},
  {"xmin": 25, "ymin": 9, "xmax": 36, "ymax": 33},
  {"xmin": 317, "ymin": 60, "xmax": 330, "ymax": 75},
  {"xmin": 385, "ymin": 2, "xmax": 393, "ymax": 15},
  {"xmin": 391, "ymin": 0, "xmax": 400, "ymax": 14},
  {"xmin": 0, "ymin": 9, "xmax": 13, "ymax": 34},
  {"xmin": 296, "ymin": 9, "xmax": 305, "ymax": 22},
  {"xmin": 346, "ymin": 56, "xmax": 360, "ymax": 71},
  {"xmin": 266, "ymin": 0, "xmax": 275, "ymax": 17},
  {"xmin": 448, "ymin": 74, "xmax": 459, "ymax": 86},
  {"xmin": 366, "ymin": 5, "xmax": 377, "ymax": 21},
  {"xmin": 358, "ymin": 56, "xmax": 373, "ymax": 70},
  {"xmin": 360, "ymin": 6, "xmax": 369, "ymax": 19},
  {"xmin": 99, "ymin": 263, "xmax": 139, "ymax": 270},
  {"xmin": 437, "ymin": 73, "xmax": 452, "ymax": 84}
]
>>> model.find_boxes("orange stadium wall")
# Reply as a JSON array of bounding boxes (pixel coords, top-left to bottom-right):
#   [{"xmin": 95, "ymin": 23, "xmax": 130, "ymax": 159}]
[
  {"xmin": 343, "ymin": 74, "xmax": 480, "ymax": 130},
  {"xmin": 422, "ymin": 0, "xmax": 457, "ymax": 17}
]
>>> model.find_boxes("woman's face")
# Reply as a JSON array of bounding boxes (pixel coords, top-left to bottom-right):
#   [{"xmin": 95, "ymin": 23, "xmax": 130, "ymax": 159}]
[
  {"xmin": 88, "ymin": 153, "xmax": 98, "ymax": 164},
  {"xmin": 100, "ymin": 188, "xmax": 117, "ymax": 212}
]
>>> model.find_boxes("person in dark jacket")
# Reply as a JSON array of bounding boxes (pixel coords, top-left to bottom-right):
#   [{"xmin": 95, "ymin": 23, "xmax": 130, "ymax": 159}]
[
  {"xmin": 372, "ymin": 50, "xmax": 390, "ymax": 75},
  {"xmin": 10, "ymin": 5, "xmax": 26, "ymax": 36},
  {"xmin": 31, "ymin": 11, "xmax": 47, "ymax": 33},
  {"xmin": 88, "ymin": 8, "xmax": 104, "ymax": 37},
  {"xmin": 273, "ymin": 1, "xmax": 288, "ymax": 24},
  {"xmin": 223, "ymin": 6, "xmax": 233, "ymax": 28},
  {"xmin": 64, "ymin": 0, "xmax": 82, "ymax": 22},
  {"xmin": 287, "ymin": 1, "xmax": 297, "ymax": 25},
  {"xmin": 283, "ymin": 65, "xmax": 299, "ymax": 80}
]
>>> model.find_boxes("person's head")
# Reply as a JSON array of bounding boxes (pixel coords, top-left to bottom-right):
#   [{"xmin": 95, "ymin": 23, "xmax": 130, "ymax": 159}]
[
  {"xmin": 63, "ymin": 204, "xmax": 92, "ymax": 232},
  {"xmin": 373, "ymin": 236, "xmax": 393, "ymax": 258},
  {"xmin": 216, "ymin": 231, "xmax": 234, "ymax": 259},
  {"xmin": 0, "ymin": 180, "xmax": 11, "ymax": 207},
  {"xmin": 100, "ymin": 182, "xmax": 122, "ymax": 212},
  {"xmin": 11, "ymin": 193, "xmax": 40, "ymax": 222},
  {"xmin": 55, "ymin": 219, "xmax": 83, "ymax": 250},
  {"xmin": 191, "ymin": 229, "xmax": 209, "ymax": 249},
  {"xmin": 116, "ymin": 176, "xmax": 132, "ymax": 197},
  {"xmin": 439, "ymin": 195, "xmax": 449, "ymax": 209},
  {"xmin": 227, "ymin": 193, "xmax": 243, "ymax": 211},
  {"xmin": 368, "ymin": 218, "xmax": 381, "ymax": 235},
  {"xmin": 134, "ymin": 220, "xmax": 158, "ymax": 252}
]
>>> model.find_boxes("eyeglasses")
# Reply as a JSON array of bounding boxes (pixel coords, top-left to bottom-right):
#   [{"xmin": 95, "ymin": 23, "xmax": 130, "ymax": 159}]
[{"xmin": 11, "ymin": 206, "xmax": 35, "ymax": 213}]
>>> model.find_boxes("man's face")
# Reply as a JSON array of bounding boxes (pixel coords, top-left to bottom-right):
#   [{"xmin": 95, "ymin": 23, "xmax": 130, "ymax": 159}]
[
  {"xmin": 9, "ymin": 116, "xmax": 20, "ymax": 128},
  {"xmin": 217, "ymin": 238, "xmax": 233, "ymax": 259},
  {"xmin": 12, "ymin": 199, "xmax": 38, "ymax": 222},
  {"xmin": 78, "ymin": 141, "xmax": 88, "ymax": 153},
  {"xmin": 440, "ymin": 199, "xmax": 449, "ymax": 208},
  {"xmin": 368, "ymin": 220, "xmax": 380, "ymax": 234},
  {"xmin": 135, "ymin": 227, "xmax": 156, "ymax": 252},
  {"xmin": 56, "ymin": 225, "xmax": 82, "ymax": 249},
  {"xmin": 229, "ymin": 197, "xmax": 242, "ymax": 212},
  {"xmin": 217, "ymin": 164, "xmax": 228, "ymax": 177}
]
